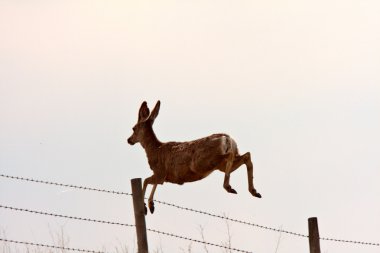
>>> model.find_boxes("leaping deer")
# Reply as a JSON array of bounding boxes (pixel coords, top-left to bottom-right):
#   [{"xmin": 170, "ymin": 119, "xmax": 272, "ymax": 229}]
[{"xmin": 127, "ymin": 101, "xmax": 262, "ymax": 214}]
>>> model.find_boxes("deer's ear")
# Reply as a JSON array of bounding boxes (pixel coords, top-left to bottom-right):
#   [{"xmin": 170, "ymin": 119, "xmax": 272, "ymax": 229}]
[
  {"xmin": 138, "ymin": 101, "xmax": 150, "ymax": 122},
  {"xmin": 149, "ymin": 100, "xmax": 161, "ymax": 124}
]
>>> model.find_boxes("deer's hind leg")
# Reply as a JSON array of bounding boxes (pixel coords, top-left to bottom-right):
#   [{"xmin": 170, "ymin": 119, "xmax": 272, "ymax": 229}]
[
  {"xmin": 235, "ymin": 152, "xmax": 261, "ymax": 198},
  {"xmin": 223, "ymin": 159, "xmax": 237, "ymax": 194},
  {"xmin": 221, "ymin": 152, "xmax": 261, "ymax": 198}
]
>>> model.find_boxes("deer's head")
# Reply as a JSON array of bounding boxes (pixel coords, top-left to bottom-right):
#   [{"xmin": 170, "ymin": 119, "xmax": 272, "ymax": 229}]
[{"xmin": 127, "ymin": 100, "xmax": 161, "ymax": 145}]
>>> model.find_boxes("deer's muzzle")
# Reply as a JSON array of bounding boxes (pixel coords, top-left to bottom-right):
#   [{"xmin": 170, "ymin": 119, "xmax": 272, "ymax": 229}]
[{"xmin": 127, "ymin": 137, "xmax": 135, "ymax": 145}]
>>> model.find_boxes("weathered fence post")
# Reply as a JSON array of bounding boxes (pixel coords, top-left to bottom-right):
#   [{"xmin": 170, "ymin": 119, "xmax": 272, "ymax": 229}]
[
  {"xmin": 308, "ymin": 217, "xmax": 321, "ymax": 253},
  {"xmin": 131, "ymin": 178, "xmax": 149, "ymax": 253}
]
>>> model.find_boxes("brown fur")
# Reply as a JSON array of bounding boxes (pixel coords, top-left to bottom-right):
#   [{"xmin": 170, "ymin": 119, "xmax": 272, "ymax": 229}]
[{"xmin": 127, "ymin": 101, "xmax": 261, "ymax": 214}]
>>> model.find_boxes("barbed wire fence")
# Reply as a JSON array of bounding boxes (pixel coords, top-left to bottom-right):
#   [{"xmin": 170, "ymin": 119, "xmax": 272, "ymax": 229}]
[
  {"xmin": 0, "ymin": 238, "xmax": 105, "ymax": 253},
  {"xmin": 1, "ymin": 174, "xmax": 379, "ymax": 253}
]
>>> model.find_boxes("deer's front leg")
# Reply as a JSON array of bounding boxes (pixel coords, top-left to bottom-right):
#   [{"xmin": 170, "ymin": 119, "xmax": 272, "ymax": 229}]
[
  {"xmin": 147, "ymin": 184, "xmax": 157, "ymax": 214},
  {"xmin": 143, "ymin": 173, "xmax": 165, "ymax": 214}
]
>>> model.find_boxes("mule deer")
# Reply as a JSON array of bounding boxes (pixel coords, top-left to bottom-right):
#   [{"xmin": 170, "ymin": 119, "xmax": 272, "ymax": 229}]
[{"xmin": 127, "ymin": 101, "xmax": 261, "ymax": 214}]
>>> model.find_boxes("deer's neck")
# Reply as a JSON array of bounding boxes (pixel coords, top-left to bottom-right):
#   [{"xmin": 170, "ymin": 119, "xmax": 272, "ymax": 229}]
[{"xmin": 140, "ymin": 127, "xmax": 162, "ymax": 154}]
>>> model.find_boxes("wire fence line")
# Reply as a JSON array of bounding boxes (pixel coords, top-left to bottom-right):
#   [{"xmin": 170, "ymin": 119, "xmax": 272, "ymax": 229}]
[
  {"xmin": 0, "ymin": 174, "xmax": 131, "ymax": 196},
  {"xmin": 146, "ymin": 228, "xmax": 253, "ymax": 253},
  {"xmin": 0, "ymin": 238, "xmax": 104, "ymax": 253},
  {"xmin": 154, "ymin": 199, "xmax": 308, "ymax": 238},
  {"xmin": 319, "ymin": 237, "xmax": 380, "ymax": 246},
  {"xmin": 0, "ymin": 173, "xmax": 305, "ymax": 236},
  {"xmin": 0, "ymin": 204, "xmax": 134, "ymax": 228},
  {"xmin": 1, "ymin": 204, "xmax": 253, "ymax": 253},
  {"xmin": 1, "ymin": 173, "xmax": 380, "ymax": 247}
]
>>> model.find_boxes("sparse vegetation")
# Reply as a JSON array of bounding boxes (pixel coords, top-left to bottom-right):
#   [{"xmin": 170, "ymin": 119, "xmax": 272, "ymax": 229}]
[{"xmin": 1, "ymin": 219, "xmax": 258, "ymax": 253}]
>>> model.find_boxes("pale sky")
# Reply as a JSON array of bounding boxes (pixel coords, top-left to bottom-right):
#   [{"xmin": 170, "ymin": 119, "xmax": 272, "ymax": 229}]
[{"xmin": 1, "ymin": 1, "xmax": 380, "ymax": 253}]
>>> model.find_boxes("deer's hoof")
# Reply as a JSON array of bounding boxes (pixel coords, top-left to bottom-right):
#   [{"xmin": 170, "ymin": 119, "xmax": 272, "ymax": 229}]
[
  {"xmin": 250, "ymin": 189, "xmax": 262, "ymax": 198},
  {"xmin": 225, "ymin": 186, "xmax": 238, "ymax": 194},
  {"xmin": 144, "ymin": 203, "xmax": 148, "ymax": 215},
  {"xmin": 149, "ymin": 201, "xmax": 155, "ymax": 214}
]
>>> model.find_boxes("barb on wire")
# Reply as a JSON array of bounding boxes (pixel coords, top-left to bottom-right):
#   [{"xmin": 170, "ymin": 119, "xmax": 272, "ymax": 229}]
[
  {"xmin": 0, "ymin": 238, "xmax": 104, "ymax": 253},
  {"xmin": 0, "ymin": 174, "xmax": 131, "ymax": 196},
  {"xmin": 0, "ymin": 204, "xmax": 134, "ymax": 228}
]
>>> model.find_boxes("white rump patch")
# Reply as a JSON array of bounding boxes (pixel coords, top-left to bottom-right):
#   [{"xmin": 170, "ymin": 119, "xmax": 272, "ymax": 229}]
[{"xmin": 220, "ymin": 135, "xmax": 231, "ymax": 154}]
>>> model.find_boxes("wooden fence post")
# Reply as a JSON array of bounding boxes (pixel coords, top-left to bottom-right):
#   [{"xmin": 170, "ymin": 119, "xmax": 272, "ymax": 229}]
[
  {"xmin": 131, "ymin": 178, "xmax": 149, "ymax": 253},
  {"xmin": 308, "ymin": 217, "xmax": 321, "ymax": 253}
]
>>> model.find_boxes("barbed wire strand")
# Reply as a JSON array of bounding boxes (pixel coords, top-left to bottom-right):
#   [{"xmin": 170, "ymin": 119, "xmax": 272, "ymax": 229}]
[
  {"xmin": 0, "ymin": 174, "xmax": 131, "ymax": 196},
  {"xmin": 0, "ymin": 205, "xmax": 134, "ymax": 227},
  {"xmin": 147, "ymin": 228, "xmax": 253, "ymax": 253},
  {"xmin": 0, "ymin": 238, "xmax": 104, "ymax": 253},
  {"xmin": 319, "ymin": 237, "xmax": 380, "ymax": 246},
  {"xmin": 154, "ymin": 199, "xmax": 308, "ymax": 238},
  {"xmin": 2, "ymin": 174, "xmax": 379, "ymax": 247},
  {"xmin": 1, "ymin": 204, "xmax": 253, "ymax": 253}
]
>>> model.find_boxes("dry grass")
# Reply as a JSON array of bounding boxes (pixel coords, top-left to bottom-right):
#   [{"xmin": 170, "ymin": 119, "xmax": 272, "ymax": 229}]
[{"xmin": 1, "ymin": 222, "xmax": 282, "ymax": 253}]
